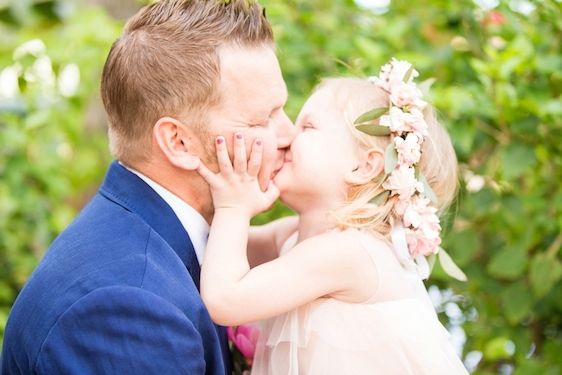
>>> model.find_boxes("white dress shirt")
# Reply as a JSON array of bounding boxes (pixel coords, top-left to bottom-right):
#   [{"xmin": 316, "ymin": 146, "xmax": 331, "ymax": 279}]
[{"xmin": 123, "ymin": 164, "xmax": 209, "ymax": 265}]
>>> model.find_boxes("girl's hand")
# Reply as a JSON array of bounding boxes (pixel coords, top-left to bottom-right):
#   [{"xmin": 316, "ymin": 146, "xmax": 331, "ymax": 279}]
[{"xmin": 197, "ymin": 133, "xmax": 280, "ymax": 219}]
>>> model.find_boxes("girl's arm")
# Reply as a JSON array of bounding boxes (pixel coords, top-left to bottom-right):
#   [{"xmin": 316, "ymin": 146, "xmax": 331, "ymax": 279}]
[
  {"xmin": 247, "ymin": 216, "xmax": 298, "ymax": 267},
  {"xmin": 197, "ymin": 134, "xmax": 373, "ymax": 326}
]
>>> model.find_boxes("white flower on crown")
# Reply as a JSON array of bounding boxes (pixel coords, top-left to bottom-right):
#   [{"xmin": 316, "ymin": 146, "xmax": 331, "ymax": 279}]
[
  {"xmin": 382, "ymin": 165, "xmax": 424, "ymax": 201},
  {"xmin": 403, "ymin": 197, "xmax": 439, "ymax": 229},
  {"xmin": 394, "ymin": 133, "xmax": 421, "ymax": 166},
  {"xmin": 379, "ymin": 105, "xmax": 428, "ymax": 139},
  {"xmin": 379, "ymin": 106, "xmax": 407, "ymax": 134},
  {"xmin": 371, "ymin": 58, "xmax": 420, "ymax": 92}
]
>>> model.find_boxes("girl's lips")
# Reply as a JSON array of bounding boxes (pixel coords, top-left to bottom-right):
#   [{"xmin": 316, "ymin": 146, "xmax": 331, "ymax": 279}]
[{"xmin": 271, "ymin": 159, "xmax": 291, "ymax": 179}]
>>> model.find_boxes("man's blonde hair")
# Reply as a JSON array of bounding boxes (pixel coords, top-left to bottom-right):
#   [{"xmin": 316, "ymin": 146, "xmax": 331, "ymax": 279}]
[
  {"xmin": 101, "ymin": 0, "xmax": 274, "ymax": 164},
  {"xmin": 317, "ymin": 78, "xmax": 458, "ymax": 237}
]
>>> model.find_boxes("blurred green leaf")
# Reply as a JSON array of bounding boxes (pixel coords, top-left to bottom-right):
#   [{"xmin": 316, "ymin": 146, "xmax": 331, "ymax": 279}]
[
  {"xmin": 500, "ymin": 143, "xmax": 536, "ymax": 181},
  {"xmin": 500, "ymin": 281, "xmax": 533, "ymax": 325},
  {"xmin": 384, "ymin": 143, "xmax": 398, "ymax": 174},
  {"xmin": 484, "ymin": 337, "xmax": 515, "ymax": 361},
  {"xmin": 438, "ymin": 248, "xmax": 467, "ymax": 281},
  {"xmin": 529, "ymin": 254, "xmax": 562, "ymax": 298},
  {"xmin": 487, "ymin": 245, "xmax": 528, "ymax": 280}
]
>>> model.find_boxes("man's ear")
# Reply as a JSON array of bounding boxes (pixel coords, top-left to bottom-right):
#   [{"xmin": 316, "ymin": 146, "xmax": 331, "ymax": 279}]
[
  {"xmin": 344, "ymin": 147, "xmax": 385, "ymax": 185},
  {"xmin": 153, "ymin": 117, "xmax": 200, "ymax": 171}
]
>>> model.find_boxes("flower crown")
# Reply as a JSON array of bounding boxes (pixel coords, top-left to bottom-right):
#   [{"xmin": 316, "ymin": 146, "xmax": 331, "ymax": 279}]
[{"xmin": 355, "ymin": 58, "xmax": 466, "ymax": 281}]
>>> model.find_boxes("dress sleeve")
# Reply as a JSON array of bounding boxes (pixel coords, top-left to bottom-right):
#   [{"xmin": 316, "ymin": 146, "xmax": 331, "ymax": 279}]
[{"xmin": 36, "ymin": 286, "xmax": 206, "ymax": 374}]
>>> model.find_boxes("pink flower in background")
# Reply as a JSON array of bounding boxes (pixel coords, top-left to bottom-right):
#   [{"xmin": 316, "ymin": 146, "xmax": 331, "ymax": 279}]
[
  {"xmin": 484, "ymin": 11, "xmax": 506, "ymax": 26},
  {"xmin": 228, "ymin": 324, "xmax": 260, "ymax": 364}
]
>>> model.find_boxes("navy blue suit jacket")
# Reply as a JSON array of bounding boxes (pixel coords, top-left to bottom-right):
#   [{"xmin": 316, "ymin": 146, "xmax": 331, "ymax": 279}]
[{"xmin": 2, "ymin": 161, "xmax": 230, "ymax": 374}]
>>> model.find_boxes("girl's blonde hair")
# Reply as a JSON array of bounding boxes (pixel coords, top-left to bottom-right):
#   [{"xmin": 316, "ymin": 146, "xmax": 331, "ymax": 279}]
[{"xmin": 317, "ymin": 78, "xmax": 458, "ymax": 238}]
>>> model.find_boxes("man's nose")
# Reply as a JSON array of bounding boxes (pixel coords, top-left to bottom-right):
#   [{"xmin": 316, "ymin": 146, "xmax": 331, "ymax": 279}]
[{"xmin": 275, "ymin": 110, "xmax": 297, "ymax": 149}]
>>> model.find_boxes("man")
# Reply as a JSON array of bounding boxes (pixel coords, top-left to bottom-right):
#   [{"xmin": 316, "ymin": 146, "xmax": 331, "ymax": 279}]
[{"xmin": 1, "ymin": 0, "xmax": 295, "ymax": 373}]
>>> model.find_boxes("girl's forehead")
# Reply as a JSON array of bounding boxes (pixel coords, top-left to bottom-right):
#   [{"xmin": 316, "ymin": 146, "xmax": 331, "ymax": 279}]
[{"xmin": 305, "ymin": 89, "xmax": 337, "ymax": 113}]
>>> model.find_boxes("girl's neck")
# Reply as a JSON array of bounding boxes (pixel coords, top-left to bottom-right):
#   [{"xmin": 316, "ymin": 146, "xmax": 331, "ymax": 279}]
[{"xmin": 296, "ymin": 208, "xmax": 338, "ymax": 243}]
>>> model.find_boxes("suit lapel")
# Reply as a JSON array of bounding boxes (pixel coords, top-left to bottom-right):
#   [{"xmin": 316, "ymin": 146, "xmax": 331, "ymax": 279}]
[
  {"xmin": 99, "ymin": 161, "xmax": 201, "ymax": 289},
  {"xmin": 99, "ymin": 162, "xmax": 230, "ymax": 368}
]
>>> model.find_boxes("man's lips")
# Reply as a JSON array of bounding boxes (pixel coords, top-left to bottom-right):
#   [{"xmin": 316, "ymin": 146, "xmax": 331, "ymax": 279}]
[
  {"xmin": 270, "ymin": 166, "xmax": 281, "ymax": 179},
  {"xmin": 271, "ymin": 159, "xmax": 289, "ymax": 179}
]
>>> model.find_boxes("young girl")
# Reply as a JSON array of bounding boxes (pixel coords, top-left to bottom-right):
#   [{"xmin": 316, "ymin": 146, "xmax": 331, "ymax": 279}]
[{"xmin": 197, "ymin": 59, "xmax": 468, "ymax": 374}]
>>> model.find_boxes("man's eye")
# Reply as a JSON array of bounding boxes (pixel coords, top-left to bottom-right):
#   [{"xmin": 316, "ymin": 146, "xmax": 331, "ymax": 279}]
[{"xmin": 250, "ymin": 119, "xmax": 269, "ymax": 127}]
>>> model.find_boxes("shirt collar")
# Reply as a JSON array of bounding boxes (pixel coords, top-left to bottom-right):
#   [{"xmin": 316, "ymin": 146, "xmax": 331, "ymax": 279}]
[{"xmin": 121, "ymin": 163, "xmax": 209, "ymax": 265}]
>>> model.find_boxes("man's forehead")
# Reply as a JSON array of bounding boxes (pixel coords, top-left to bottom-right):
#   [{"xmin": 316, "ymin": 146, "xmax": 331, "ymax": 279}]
[
  {"xmin": 218, "ymin": 44, "xmax": 279, "ymax": 74},
  {"xmin": 216, "ymin": 45, "xmax": 286, "ymax": 116}
]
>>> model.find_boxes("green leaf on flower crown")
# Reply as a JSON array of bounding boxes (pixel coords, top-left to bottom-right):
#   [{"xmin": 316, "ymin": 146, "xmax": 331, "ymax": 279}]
[
  {"xmin": 354, "ymin": 107, "xmax": 388, "ymax": 125},
  {"xmin": 368, "ymin": 190, "xmax": 390, "ymax": 206},
  {"xmin": 384, "ymin": 143, "xmax": 398, "ymax": 174},
  {"xmin": 417, "ymin": 77, "xmax": 436, "ymax": 96},
  {"xmin": 418, "ymin": 172, "xmax": 438, "ymax": 204},
  {"xmin": 371, "ymin": 173, "xmax": 386, "ymax": 185},
  {"xmin": 403, "ymin": 65, "xmax": 415, "ymax": 82},
  {"xmin": 355, "ymin": 124, "xmax": 391, "ymax": 136},
  {"xmin": 438, "ymin": 248, "xmax": 467, "ymax": 282},
  {"xmin": 427, "ymin": 253, "xmax": 436, "ymax": 273}
]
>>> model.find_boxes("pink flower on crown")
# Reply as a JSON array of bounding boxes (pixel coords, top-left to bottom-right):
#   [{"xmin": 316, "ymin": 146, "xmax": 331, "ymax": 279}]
[
  {"xmin": 383, "ymin": 165, "xmax": 424, "ymax": 201},
  {"xmin": 390, "ymin": 81, "xmax": 427, "ymax": 109},
  {"xmin": 228, "ymin": 324, "xmax": 260, "ymax": 364},
  {"xmin": 402, "ymin": 108, "xmax": 429, "ymax": 137},
  {"xmin": 405, "ymin": 227, "xmax": 441, "ymax": 257},
  {"xmin": 364, "ymin": 58, "xmax": 453, "ymax": 273},
  {"xmin": 394, "ymin": 134, "xmax": 421, "ymax": 166}
]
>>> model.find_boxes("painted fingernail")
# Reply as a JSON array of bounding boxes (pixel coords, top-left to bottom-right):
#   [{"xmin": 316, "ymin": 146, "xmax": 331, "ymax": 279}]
[
  {"xmin": 256, "ymin": 139, "xmax": 262, "ymax": 146},
  {"xmin": 216, "ymin": 137, "xmax": 224, "ymax": 145},
  {"xmin": 235, "ymin": 132, "xmax": 243, "ymax": 140}
]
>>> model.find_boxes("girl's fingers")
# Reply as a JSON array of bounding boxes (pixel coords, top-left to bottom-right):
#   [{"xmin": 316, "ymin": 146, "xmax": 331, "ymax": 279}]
[
  {"xmin": 233, "ymin": 132, "xmax": 247, "ymax": 174},
  {"xmin": 195, "ymin": 158, "xmax": 216, "ymax": 184},
  {"xmin": 263, "ymin": 181, "xmax": 280, "ymax": 205},
  {"xmin": 215, "ymin": 136, "xmax": 233, "ymax": 174},
  {"xmin": 247, "ymin": 138, "xmax": 263, "ymax": 177}
]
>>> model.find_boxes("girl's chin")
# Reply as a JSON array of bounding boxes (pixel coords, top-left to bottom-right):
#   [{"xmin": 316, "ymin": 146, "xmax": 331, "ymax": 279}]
[
  {"xmin": 272, "ymin": 168, "xmax": 288, "ymax": 187},
  {"xmin": 273, "ymin": 174, "xmax": 293, "ymax": 199}
]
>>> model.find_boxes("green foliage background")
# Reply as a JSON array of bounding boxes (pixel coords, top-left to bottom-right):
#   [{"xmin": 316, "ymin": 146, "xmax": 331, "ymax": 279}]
[{"xmin": 0, "ymin": 0, "xmax": 561, "ymax": 373}]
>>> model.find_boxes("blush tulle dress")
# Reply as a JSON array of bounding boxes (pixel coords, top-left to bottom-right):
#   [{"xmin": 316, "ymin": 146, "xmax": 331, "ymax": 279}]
[{"xmin": 251, "ymin": 229, "xmax": 469, "ymax": 375}]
